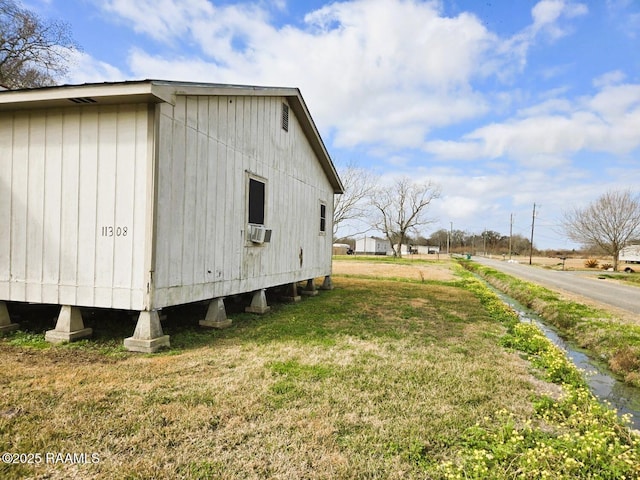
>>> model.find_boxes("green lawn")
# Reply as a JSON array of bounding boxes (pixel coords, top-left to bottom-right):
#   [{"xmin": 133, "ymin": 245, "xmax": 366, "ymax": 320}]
[{"xmin": 0, "ymin": 260, "xmax": 638, "ymax": 479}]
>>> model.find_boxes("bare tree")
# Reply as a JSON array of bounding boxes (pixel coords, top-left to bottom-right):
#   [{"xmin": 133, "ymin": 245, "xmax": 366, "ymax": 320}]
[
  {"xmin": 333, "ymin": 161, "xmax": 378, "ymax": 238},
  {"xmin": 427, "ymin": 229, "xmax": 449, "ymax": 250},
  {"xmin": 563, "ymin": 189, "xmax": 640, "ymax": 270},
  {"xmin": 370, "ymin": 177, "xmax": 440, "ymax": 257},
  {"xmin": 0, "ymin": 0, "xmax": 79, "ymax": 88}
]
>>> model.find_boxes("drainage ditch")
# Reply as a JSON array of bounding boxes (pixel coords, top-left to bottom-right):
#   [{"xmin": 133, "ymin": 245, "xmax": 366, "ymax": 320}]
[{"xmin": 490, "ymin": 286, "xmax": 640, "ymax": 430}]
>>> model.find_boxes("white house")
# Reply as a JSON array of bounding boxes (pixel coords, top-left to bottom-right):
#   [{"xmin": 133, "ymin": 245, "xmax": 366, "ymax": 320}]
[
  {"xmin": 0, "ymin": 80, "xmax": 343, "ymax": 352},
  {"xmin": 620, "ymin": 245, "xmax": 640, "ymax": 263},
  {"xmin": 332, "ymin": 243, "xmax": 351, "ymax": 255},
  {"xmin": 416, "ymin": 246, "xmax": 440, "ymax": 254},
  {"xmin": 355, "ymin": 236, "xmax": 391, "ymax": 255}
]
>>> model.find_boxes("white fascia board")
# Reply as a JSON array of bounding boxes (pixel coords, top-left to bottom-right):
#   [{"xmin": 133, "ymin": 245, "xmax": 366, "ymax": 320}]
[
  {"xmin": 0, "ymin": 81, "xmax": 173, "ymax": 110},
  {"xmin": 287, "ymin": 91, "xmax": 344, "ymax": 194}
]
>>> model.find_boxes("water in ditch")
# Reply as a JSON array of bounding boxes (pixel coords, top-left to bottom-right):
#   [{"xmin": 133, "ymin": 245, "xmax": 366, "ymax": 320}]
[{"xmin": 490, "ymin": 287, "xmax": 640, "ymax": 430}]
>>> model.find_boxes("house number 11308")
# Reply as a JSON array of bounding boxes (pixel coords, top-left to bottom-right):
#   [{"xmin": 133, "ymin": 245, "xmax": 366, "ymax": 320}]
[{"xmin": 100, "ymin": 226, "xmax": 128, "ymax": 237}]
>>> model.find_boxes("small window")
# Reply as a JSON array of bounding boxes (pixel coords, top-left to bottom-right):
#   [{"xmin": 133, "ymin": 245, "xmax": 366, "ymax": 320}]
[
  {"xmin": 320, "ymin": 203, "xmax": 326, "ymax": 233},
  {"xmin": 281, "ymin": 103, "xmax": 289, "ymax": 132},
  {"xmin": 248, "ymin": 178, "xmax": 265, "ymax": 225}
]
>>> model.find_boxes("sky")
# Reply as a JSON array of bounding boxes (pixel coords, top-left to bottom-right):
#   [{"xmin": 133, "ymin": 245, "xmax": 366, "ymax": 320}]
[{"xmin": 26, "ymin": 0, "xmax": 640, "ymax": 250}]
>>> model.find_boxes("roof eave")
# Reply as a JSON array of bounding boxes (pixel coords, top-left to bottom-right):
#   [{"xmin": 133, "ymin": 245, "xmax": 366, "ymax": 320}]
[
  {"xmin": 287, "ymin": 91, "xmax": 344, "ymax": 194},
  {"xmin": 0, "ymin": 80, "xmax": 174, "ymax": 111}
]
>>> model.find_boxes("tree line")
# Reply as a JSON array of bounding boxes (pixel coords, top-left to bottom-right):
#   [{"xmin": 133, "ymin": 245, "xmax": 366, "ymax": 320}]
[{"xmin": 337, "ymin": 228, "xmax": 535, "ymax": 256}]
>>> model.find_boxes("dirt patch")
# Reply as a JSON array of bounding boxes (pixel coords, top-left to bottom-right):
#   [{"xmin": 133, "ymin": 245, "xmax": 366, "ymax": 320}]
[
  {"xmin": 526, "ymin": 255, "xmax": 615, "ymax": 271},
  {"xmin": 332, "ymin": 258, "xmax": 456, "ymax": 281}
]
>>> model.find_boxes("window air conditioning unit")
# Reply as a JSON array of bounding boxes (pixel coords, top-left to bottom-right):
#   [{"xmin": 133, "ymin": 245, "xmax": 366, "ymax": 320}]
[{"xmin": 249, "ymin": 225, "xmax": 266, "ymax": 244}]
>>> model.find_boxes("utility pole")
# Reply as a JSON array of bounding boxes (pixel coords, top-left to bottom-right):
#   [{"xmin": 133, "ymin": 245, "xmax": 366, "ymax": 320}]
[
  {"xmin": 446, "ymin": 227, "xmax": 450, "ymax": 255},
  {"xmin": 529, "ymin": 203, "xmax": 536, "ymax": 265},
  {"xmin": 483, "ymin": 228, "xmax": 486, "ymax": 256},
  {"xmin": 508, "ymin": 214, "xmax": 513, "ymax": 261}
]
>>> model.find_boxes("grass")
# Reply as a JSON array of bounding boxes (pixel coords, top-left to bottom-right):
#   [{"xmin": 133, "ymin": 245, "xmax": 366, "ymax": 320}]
[
  {"xmin": 460, "ymin": 259, "xmax": 640, "ymax": 388},
  {"xmin": 600, "ymin": 272, "xmax": 640, "ymax": 286},
  {"xmin": 0, "ymin": 259, "xmax": 638, "ymax": 479}
]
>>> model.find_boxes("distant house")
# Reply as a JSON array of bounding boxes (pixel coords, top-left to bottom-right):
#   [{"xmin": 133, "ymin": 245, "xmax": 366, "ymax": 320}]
[
  {"xmin": 394, "ymin": 244, "xmax": 419, "ymax": 255},
  {"xmin": 417, "ymin": 246, "xmax": 440, "ymax": 254},
  {"xmin": 355, "ymin": 236, "xmax": 391, "ymax": 255},
  {"xmin": 0, "ymin": 80, "xmax": 343, "ymax": 352},
  {"xmin": 620, "ymin": 245, "xmax": 640, "ymax": 264},
  {"xmin": 332, "ymin": 243, "xmax": 351, "ymax": 255}
]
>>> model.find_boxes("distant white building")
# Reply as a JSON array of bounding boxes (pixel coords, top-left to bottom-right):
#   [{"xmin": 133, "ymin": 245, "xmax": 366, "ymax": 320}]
[
  {"xmin": 332, "ymin": 243, "xmax": 351, "ymax": 255},
  {"xmin": 394, "ymin": 244, "xmax": 418, "ymax": 255},
  {"xmin": 355, "ymin": 236, "xmax": 391, "ymax": 255},
  {"xmin": 620, "ymin": 245, "xmax": 640, "ymax": 263},
  {"xmin": 417, "ymin": 246, "xmax": 440, "ymax": 254}
]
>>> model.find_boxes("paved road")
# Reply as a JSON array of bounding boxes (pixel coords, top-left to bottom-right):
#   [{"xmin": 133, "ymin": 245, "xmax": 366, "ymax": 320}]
[{"xmin": 471, "ymin": 256, "xmax": 640, "ymax": 315}]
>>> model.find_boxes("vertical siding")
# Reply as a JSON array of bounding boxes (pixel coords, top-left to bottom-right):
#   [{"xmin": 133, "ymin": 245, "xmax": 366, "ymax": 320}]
[
  {"xmin": 0, "ymin": 115, "xmax": 12, "ymax": 299},
  {"xmin": 133, "ymin": 106, "xmax": 153, "ymax": 309},
  {"xmin": 0, "ymin": 104, "xmax": 151, "ymax": 310},
  {"xmin": 10, "ymin": 114, "xmax": 29, "ymax": 301},
  {"xmin": 76, "ymin": 110, "xmax": 99, "ymax": 304},
  {"xmin": 169, "ymin": 100, "xmax": 186, "ymax": 289},
  {"xmin": 212, "ymin": 127, "xmax": 226, "ymax": 280},
  {"xmin": 112, "ymin": 107, "xmax": 141, "ymax": 306},
  {"xmin": 194, "ymin": 98, "xmax": 209, "ymax": 291},
  {"xmin": 152, "ymin": 94, "xmax": 335, "ymax": 308},
  {"xmin": 154, "ymin": 106, "xmax": 172, "ymax": 295},
  {"xmin": 25, "ymin": 115, "xmax": 46, "ymax": 302},
  {"xmin": 94, "ymin": 107, "xmax": 118, "ymax": 307},
  {"xmin": 59, "ymin": 113, "xmax": 81, "ymax": 304},
  {"xmin": 183, "ymin": 109, "xmax": 198, "ymax": 288}
]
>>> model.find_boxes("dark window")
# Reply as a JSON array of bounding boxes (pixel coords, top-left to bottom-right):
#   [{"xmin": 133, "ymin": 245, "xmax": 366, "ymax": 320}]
[
  {"xmin": 320, "ymin": 203, "xmax": 326, "ymax": 232},
  {"xmin": 282, "ymin": 103, "xmax": 289, "ymax": 132},
  {"xmin": 248, "ymin": 178, "xmax": 265, "ymax": 225}
]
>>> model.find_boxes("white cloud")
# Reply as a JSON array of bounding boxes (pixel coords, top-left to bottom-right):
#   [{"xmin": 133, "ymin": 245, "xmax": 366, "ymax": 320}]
[
  {"xmin": 64, "ymin": 50, "xmax": 127, "ymax": 84},
  {"xmin": 532, "ymin": 0, "xmax": 587, "ymax": 30},
  {"xmin": 437, "ymin": 195, "xmax": 483, "ymax": 222},
  {"xmin": 587, "ymin": 83, "xmax": 640, "ymax": 119},
  {"xmin": 422, "ymin": 140, "xmax": 483, "ymax": 161},
  {"xmin": 77, "ymin": 0, "xmax": 593, "ymax": 154},
  {"xmin": 90, "ymin": 0, "xmax": 503, "ymax": 149},
  {"xmin": 593, "ymin": 70, "xmax": 626, "ymax": 88},
  {"xmin": 516, "ymin": 97, "xmax": 573, "ymax": 117},
  {"xmin": 99, "ymin": 0, "xmax": 215, "ymax": 43},
  {"xmin": 425, "ymin": 82, "xmax": 640, "ymax": 162},
  {"xmin": 498, "ymin": 1, "xmax": 588, "ymax": 77}
]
